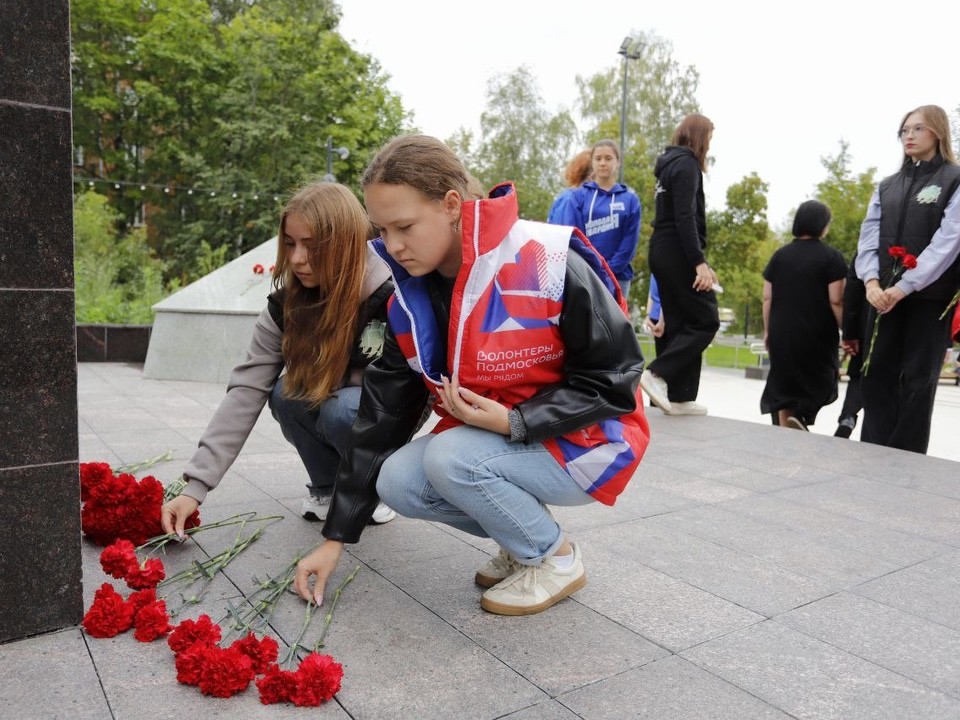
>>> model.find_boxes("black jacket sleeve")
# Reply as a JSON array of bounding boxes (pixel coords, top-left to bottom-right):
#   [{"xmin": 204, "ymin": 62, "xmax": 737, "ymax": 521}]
[
  {"xmin": 514, "ymin": 252, "xmax": 645, "ymax": 444},
  {"xmin": 670, "ymin": 157, "xmax": 707, "ymax": 268},
  {"xmin": 321, "ymin": 322, "xmax": 430, "ymax": 543},
  {"xmin": 841, "ymin": 256, "xmax": 866, "ymax": 341}
]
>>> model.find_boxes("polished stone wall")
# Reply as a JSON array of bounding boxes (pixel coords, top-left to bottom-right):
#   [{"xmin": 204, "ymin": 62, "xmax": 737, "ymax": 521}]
[{"xmin": 0, "ymin": 0, "xmax": 82, "ymax": 642}]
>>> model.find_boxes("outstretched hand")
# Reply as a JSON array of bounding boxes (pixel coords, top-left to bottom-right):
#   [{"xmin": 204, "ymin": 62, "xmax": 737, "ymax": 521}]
[
  {"xmin": 294, "ymin": 541, "xmax": 344, "ymax": 606},
  {"xmin": 161, "ymin": 494, "xmax": 200, "ymax": 538}
]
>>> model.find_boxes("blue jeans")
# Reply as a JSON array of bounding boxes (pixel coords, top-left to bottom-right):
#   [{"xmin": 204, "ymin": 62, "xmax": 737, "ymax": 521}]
[
  {"xmin": 375, "ymin": 425, "xmax": 593, "ymax": 564},
  {"xmin": 268, "ymin": 377, "xmax": 360, "ymax": 498}
]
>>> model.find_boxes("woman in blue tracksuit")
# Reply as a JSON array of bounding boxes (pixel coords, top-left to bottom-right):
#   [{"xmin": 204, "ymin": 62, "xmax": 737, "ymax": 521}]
[{"xmin": 554, "ymin": 139, "xmax": 641, "ymax": 299}]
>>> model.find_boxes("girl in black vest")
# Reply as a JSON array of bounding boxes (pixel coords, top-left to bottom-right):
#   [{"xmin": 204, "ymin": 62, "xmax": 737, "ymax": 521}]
[{"xmin": 854, "ymin": 104, "xmax": 960, "ymax": 453}]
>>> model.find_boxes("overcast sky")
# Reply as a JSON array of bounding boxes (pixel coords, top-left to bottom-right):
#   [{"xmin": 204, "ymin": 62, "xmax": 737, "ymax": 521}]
[{"xmin": 338, "ymin": 1, "xmax": 960, "ymax": 230}]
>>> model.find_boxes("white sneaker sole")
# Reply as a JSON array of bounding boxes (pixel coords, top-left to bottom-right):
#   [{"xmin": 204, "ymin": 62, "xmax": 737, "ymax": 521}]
[{"xmin": 480, "ymin": 572, "xmax": 587, "ymax": 616}]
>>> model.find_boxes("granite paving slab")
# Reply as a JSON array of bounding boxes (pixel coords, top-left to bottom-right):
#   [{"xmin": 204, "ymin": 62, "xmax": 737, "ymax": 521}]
[{"xmin": 682, "ymin": 620, "xmax": 960, "ymax": 719}]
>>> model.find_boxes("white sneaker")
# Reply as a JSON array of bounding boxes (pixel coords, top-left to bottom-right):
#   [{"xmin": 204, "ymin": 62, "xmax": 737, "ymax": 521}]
[
  {"xmin": 300, "ymin": 494, "xmax": 331, "ymax": 522},
  {"xmin": 665, "ymin": 401, "xmax": 708, "ymax": 416},
  {"xmin": 474, "ymin": 547, "xmax": 521, "ymax": 588},
  {"xmin": 480, "ymin": 543, "xmax": 587, "ymax": 616},
  {"xmin": 640, "ymin": 370, "xmax": 672, "ymax": 413},
  {"xmin": 370, "ymin": 502, "xmax": 397, "ymax": 525}
]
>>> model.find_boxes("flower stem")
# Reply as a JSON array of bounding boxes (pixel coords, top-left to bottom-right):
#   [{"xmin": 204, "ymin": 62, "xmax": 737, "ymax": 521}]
[
  {"xmin": 939, "ymin": 289, "xmax": 960, "ymax": 321},
  {"xmin": 114, "ymin": 450, "xmax": 174, "ymax": 475},
  {"xmin": 311, "ymin": 564, "xmax": 360, "ymax": 651}
]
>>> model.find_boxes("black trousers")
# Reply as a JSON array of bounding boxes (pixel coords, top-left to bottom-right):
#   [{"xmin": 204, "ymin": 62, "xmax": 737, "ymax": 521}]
[
  {"xmin": 860, "ymin": 296, "xmax": 951, "ymax": 454},
  {"xmin": 648, "ymin": 238, "xmax": 720, "ymax": 403},
  {"xmin": 837, "ymin": 352, "xmax": 863, "ymax": 423}
]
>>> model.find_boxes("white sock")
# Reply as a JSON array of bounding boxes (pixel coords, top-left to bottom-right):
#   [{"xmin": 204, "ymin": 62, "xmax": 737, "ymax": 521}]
[{"xmin": 551, "ymin": 551, "xmax": 575, "ymax": 570}]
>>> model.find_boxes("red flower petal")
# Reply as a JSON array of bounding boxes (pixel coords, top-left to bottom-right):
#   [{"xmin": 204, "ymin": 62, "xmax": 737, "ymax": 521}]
[
  {"xmin": 175, "ymin": 643, "xmax": 213, "ymax": 686},
  {"xmin": 902, "ymin": 254, "xmax": 918, "ymax": 269},
  {"xmin": 197, "ymin": 646, "xmax": 255, "ymax": 698},
  {"xmin": 256, "ymin": 664, "xmax": 297, "ymax": 705},
  {"xmin": 168, "ymin": 614, "xmax": 223, "ymax": 654},
  {"xmin": 290, "ymin": 652, "xmax": 343, "ymax": 706},
  {"xmin": 888, "ymin": 245, "xmax": 906, "ymax": 257},
  {"xmin": 125, "ymin": 557, "xmax": 166, "ymax": 590},
  {"xmin": 82, "ymin": 583, "xmax": 135, "ymax": 638},
  {"xmin": 133, "ymin": 600, "xmax": 171, "ymax": 642},
  {"xmin": 100, "ymin": 540, "xmax": 138, "ymax": 578},
  {"xmin": 230, "ymin": 633, "xmax": 279, "ymax": 674}
]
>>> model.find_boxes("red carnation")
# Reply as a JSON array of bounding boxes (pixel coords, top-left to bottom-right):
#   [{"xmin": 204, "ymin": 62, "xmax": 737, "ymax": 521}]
[
  {"xmin": 888, "ymin": 245, "xmax": 907, "ymax": 258},
  {"xmin": 253, "ymin": 263, "xmax": 265, "ymax": 274},
  {"xmin": 197, "ymin": 645, "xmax": 256, "ymax": 698},
  {"xmin": 100, "ymin": 539, "xmax": 138, "ymax": 579},
  {"xmin": 168, "ymin": 615, "xmax": 222, "ymax": 654},
  {"xmin": 290, "ymin": 652, "xmax": 343, "ymax": 706},
  {"xmin": 133, "ymin": 599, "xmax": 171, "ymax": 642},
  {"xmin": 902, "ymin": 253, "xmax": 918, "ymax": 269},
  {"xmin": 80, "ymin": 462, "xmax": 114, "ymax": 501},
  {"xmin": 175, "ymin": 642, "xmax": 213, "ymax": 686},
  {"xmin": 256, "ymin": 664, "xmax": 297, "ymax": 705},
  {"xmin": 126, "ymin": 588, "xmax": 157, "ymax": 616},
  {"xmin": 125, "ymin": 557, "xmax": 166, "ymax": 590},
  {"xmin": 230, "ymin": 633, "xmax": 279, "ymax": 674},
  {"xmin": 82, "ymin": 583, "xmax": 135, "ymax": 638}
]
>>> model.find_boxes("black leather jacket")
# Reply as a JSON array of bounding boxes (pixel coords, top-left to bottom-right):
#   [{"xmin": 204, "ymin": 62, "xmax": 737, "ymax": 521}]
[{"xmin": 321, "ymin": 251, "xmax": 646, "ymax": 543}]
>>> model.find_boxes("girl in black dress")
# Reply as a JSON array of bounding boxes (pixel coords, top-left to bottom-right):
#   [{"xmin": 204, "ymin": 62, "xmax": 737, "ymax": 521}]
[{"xmin": 760, "ymin": 200, "xmax": 846, "ymax": 429}]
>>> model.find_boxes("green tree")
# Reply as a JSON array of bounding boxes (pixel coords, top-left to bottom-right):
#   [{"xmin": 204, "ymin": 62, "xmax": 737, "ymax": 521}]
[
  {"xmin": 74, "ymin": 191, "xmax": 172, "ymax": 323},
  {"xmin": 71, "ymin": 0, "xmax": 407, "ymax": 284},
  {"xmin": 813, "ymin": 141, "xmax": 877, "ymax": 261},
  {"xmin": 706, "ymin": 173, "xmax": 775, "ymax": 336},
  {"xmin": 457, "ymin": 66, "xmax": 579, "ymax": 221}
]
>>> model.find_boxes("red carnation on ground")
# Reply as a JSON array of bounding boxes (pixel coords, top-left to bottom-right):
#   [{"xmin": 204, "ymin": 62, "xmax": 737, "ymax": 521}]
[
  {"xmin": 126, "ymin": 588, "xmax": 157, "ymax": 616},
  {"xmin": 175, "ymin": 642, "xmax": 213, "ymax": 686},
  {"xmin": 100, "ymin": 539, "xmax": 139, "ymax": 579},
  {"xmin": 82, "ymin": 583, "xmax": 135, "ymax": 638},
  {"xmin": 168, "ymin": 615, "xmax": 223, "ymax": 654},
  {"xmin": 290, "ymin": 652, "xmax": 344, "ymax": 706},
  {"xmin": 253, "ymin": 263, "xmax": 265, "ymax": 274},
  {"xmin": 230, "ymin": 633, "xmax": 279, "ymax": 674},
  {"xmin": 81, "ymin": 463, "xmax": 200, "ymax": 547},
  {"xmin": 133, "ymin": 599, "xmax": 171, "ymax": 642},
  {"xmin": 125, "ymin": 557, "xmax": 166, "ymax": 590},
  {"xmin": 196, "ymin": 645, "xmax": 256, "ymax": 698},
  {"xmin": 80, "ymin": 462, "xmax": 114, "ymax": 501},
  {"xmin": 256, "ymin": 664, "xmax": 298, "ymax": 705}
]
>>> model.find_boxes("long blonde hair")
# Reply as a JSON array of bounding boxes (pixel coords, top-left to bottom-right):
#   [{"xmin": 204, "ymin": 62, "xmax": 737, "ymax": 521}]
[
  {"xmin": 899, "ymin": 105, "xmax": 957, "ymax": 165},
  {"xmin": 273, "ymin": 182, "xmax": 372, "ymax": 406}
]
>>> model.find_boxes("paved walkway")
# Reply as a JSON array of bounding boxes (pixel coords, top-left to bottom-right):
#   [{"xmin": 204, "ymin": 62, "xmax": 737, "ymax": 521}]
[{"xmin": 2, "ymin": 362, "xmax": 960, "ymax": 719}]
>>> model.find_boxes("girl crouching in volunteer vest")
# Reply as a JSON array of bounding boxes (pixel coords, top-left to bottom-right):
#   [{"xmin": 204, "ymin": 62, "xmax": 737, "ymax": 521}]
[{"xmin": 293, "ymin": 134, "xmax": 650, "ymax": 616}]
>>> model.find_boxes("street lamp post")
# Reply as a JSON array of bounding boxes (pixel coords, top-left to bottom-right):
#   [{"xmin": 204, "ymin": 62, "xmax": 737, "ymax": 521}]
[
  {"xmin": 324, "ymin": 135, "xmax": 350, "ymax": 182},
  {"xmin": 617, "ymin": 36, "xmax": 643, "ymax": 184}
]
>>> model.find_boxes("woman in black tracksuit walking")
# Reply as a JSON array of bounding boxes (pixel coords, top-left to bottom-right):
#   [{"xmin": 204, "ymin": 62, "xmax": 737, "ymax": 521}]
[{"xmin": 641, "ymin": 113, "xmax": 720, "ymax": 416}]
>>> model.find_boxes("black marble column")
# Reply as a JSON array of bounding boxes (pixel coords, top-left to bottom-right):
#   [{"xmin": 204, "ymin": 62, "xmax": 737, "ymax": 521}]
[{"xmin": 0, "ymin": 0, "xmax": 82, "ymax": 641}]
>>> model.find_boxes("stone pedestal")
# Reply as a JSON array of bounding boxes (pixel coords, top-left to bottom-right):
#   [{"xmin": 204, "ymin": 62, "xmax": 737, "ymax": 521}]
[
  {"xmin": 0, "ymin": 0, "xmax": 82, "ymax": 642},
  {"xmin": 143, "ymin": 238, "xmax": 278, "ymax": 383}
]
